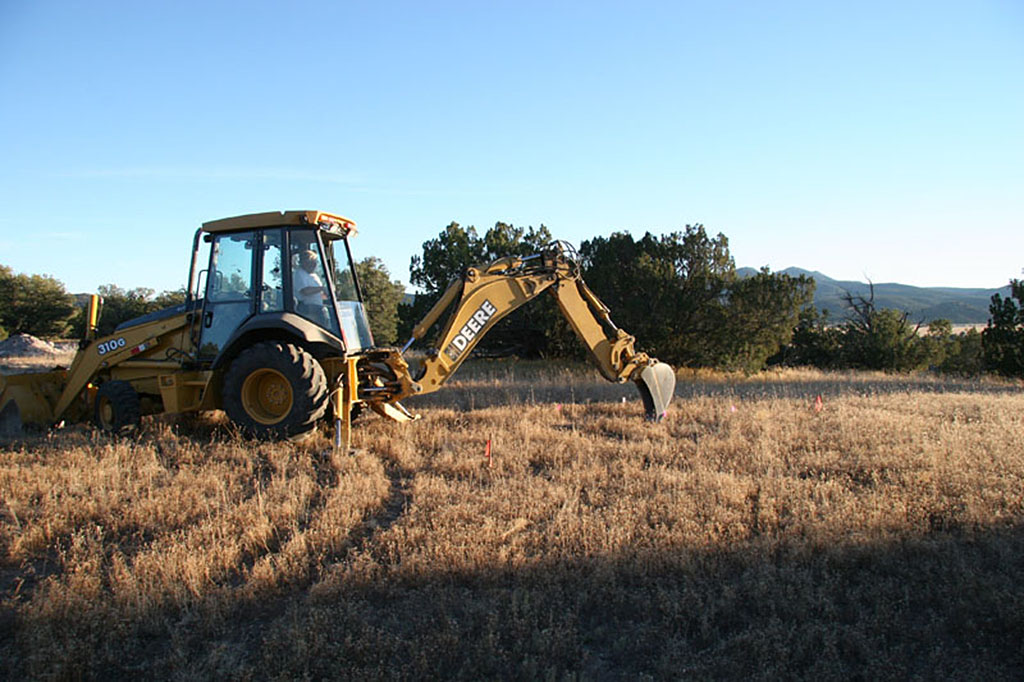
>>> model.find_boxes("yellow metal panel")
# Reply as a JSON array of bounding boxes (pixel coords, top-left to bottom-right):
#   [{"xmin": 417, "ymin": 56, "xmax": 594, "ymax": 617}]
[
  {"xmin": 201, "ymin": 210, "xmax": 356, "ymax": 235},
  {"xmin": 157, "ymin": 371, "xmax": 213, "ymax": 414},
  {"xmin": 0, "ymin": 370, "xmax": 65, "ymax": 425},
  {"xmin": 53, "ymin": 313, "xmax": 191, "ymax": 421}
]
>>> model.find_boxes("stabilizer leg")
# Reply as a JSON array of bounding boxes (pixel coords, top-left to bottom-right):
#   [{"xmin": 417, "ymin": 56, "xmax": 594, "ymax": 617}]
[{"xmin": 333, "ymin": 357, "xmax": 360, "ymax": 454}]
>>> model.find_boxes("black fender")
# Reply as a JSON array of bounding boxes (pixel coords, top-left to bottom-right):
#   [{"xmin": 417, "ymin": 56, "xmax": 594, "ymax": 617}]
[{"xmin": 211, "ymin": 312, "xmax": 345, "ymax": 370}]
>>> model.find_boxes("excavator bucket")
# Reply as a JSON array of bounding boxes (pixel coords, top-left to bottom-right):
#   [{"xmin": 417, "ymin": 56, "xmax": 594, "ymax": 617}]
[{"xmin": 635, "ymin": 362, "xmax": 676, "ymax": 422}]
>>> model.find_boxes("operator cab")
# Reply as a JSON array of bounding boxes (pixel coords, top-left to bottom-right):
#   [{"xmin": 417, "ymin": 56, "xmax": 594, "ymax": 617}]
[{"xmin": 189, "ymin": 210, "xmax": 374, "ymax": 360}]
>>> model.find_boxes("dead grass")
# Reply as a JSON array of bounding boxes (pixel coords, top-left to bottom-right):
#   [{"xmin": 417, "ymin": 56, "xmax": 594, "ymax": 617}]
[{"xmin": 1, "ymin": 364, "xmax": 1023, "ymax": 679}]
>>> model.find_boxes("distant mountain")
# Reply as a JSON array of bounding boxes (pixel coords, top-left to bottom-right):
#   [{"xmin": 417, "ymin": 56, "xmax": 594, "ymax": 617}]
[{"xmin": 736, "ymin": 267, "xmax": 1009, "ymax": 325}]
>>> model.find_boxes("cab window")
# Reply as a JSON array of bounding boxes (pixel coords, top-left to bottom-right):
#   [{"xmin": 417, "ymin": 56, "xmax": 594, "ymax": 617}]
[
  {"xmin": 208, "ymin": 232, "xmax": 254, "ymax": 302},
  {"xmin": 260, "ymin": 229, "xmax": 284, "ymax": 313},
  {"xmin": 289, "ymin": 229, "xmax": 340, "ymax": 334}
]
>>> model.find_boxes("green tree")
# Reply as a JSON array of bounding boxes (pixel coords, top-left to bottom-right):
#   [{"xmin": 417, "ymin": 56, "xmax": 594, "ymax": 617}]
[
  {"xmin": 580, "ymin": 228, "xmax": 812, "ymax": 370},
  {"xmin": 581, "ymin": 228, "xmax": 735, "ymax": 365},
  {"xmin": 837, "ymin": 285, "xmax": 927, "ymax": 372},
  {"xmin": 94, "ymin": 285, "xmax": 157, "ymax": 336},
  {"xmin": 715, "ymin": 268, "xmax": 815, "ymax": 371},
  {"xmin": 982, "ymin": 279, "xmax": 1024, "ymax": 377},
  {"xmin": 401, "ymin": 222, "xmax": 484, "ymax": 343},
  {"xmin": 409, "ymin": 222, "xmax": 487, "ymax": 295},
  {"xmin": 775, "ymin": 309, "xmax": 984, "ymax": 376},
  {"xmin": 355, "ymin": 257, "xmax": 406, "ymax": 346},
  {"xmin": 770, "ymin": 307, "xmax": 843, "ymax": 368},
  {"xmin": 73, "ymin": 285, "xmax": 187, "ymax": 337},
  {"xmin": 938, "ymin": 327, "xmax": 984, "ymax": 376},
  {"xmin": 153, "ymin": 288, "xmax": 188, "ymax": 309},
  {"xmin": 0, "ymin": 265, "xmax": 10, "ymax": 334},
  {"xmin": 918, "ymin": 319, "xmax": 953, "ymax": 369},
  {"xmin": 0, "ymin": 264, "xmax": 77, "ymax": 338}
]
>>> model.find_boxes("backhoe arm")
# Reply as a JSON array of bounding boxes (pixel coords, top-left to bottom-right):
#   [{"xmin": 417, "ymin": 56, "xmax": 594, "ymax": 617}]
[
  {"xmin": 369, "ymin": 242, "xmax": 675, "ymax": 421},
  {"xmin": 551, "ymin": 276, "xmax": 649, "ymax": 383},
  {"xmin": 406, "ymin": 252, "xmax": 560, "ymax": 393}
]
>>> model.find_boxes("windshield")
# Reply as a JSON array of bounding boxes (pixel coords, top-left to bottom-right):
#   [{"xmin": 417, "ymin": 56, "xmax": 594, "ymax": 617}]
[{"xmin": 322, "ymin": 235, "xmax": 375, "ymax": 350}]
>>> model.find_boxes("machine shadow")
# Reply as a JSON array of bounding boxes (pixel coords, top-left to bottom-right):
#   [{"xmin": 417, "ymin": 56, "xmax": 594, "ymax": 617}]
[{"xmin": 4, "ymin": 520, "xmax": 1022, "ymax": 679}]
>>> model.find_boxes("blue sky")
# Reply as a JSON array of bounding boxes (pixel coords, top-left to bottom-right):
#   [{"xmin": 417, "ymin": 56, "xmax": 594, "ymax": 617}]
[{"xmin": 1, "ymin": 1, "xmax": 1022, "ymax": 295}]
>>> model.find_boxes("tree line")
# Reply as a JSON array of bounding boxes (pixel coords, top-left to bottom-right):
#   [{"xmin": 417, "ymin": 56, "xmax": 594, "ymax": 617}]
[
  {"xmin": 2, "ymin": 225, "xmax": 1022, "ymax": 379},
  {"xmin": 0, "ymin": 260, "xmax": 405, "ymax": 346},
  {"xmin": 396, "ymin": 222, "xmax": 1022, "ymax": 378}
]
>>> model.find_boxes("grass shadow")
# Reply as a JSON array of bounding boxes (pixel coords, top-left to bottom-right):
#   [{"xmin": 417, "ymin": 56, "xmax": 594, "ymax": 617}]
[{"xmin": 3, "ymin": 520, "xmax": 1022, "ymax": 679}]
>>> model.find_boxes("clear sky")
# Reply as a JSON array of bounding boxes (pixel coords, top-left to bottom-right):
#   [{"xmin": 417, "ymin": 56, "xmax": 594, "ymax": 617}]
[{"xmin": 1, "ymin": 1, "xmax": 1022, "ymax": 295}]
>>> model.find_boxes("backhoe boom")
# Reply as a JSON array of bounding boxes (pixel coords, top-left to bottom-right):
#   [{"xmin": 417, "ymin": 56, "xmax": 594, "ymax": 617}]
[{"xmin": 374, "ymin": 242, "xmax": 675, "ymax": 421}]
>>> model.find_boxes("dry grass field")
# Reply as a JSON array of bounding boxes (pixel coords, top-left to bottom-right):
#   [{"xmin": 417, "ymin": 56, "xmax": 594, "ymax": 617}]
[{"xmin": 2, "ymin": 360, "xmax": 1023, "ymax": 679}]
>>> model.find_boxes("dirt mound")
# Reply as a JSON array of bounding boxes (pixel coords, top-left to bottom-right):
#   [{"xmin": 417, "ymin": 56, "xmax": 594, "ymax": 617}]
[{"xmin": 0, "ymin": 334, "xmax": 59, "ymax": 358}]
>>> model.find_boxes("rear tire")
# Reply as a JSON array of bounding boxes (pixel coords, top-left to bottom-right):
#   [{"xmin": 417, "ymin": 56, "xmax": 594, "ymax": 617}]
[
  {"xmin": 94, "ymin": 381, "xmax": 141, "ymax": 434},
  {"xmin": 223, "ymin": 341, "xmax": 328, "ymax": 439}
]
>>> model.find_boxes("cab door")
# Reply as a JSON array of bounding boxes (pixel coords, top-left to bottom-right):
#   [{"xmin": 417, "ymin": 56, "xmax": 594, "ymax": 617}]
[{"xmin": 198, "ymin": 231, "xmax": 257, "ymax": 358}]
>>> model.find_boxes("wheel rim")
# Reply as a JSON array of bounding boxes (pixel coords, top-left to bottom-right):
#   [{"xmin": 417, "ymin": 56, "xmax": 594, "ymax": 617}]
[
  {"xmin": 98, "ymin": 397, "xmax": 115, "ymax": 429},
  {"xmin": 240, "ymin": 368, "xmax": 293, "ymax": 424}
]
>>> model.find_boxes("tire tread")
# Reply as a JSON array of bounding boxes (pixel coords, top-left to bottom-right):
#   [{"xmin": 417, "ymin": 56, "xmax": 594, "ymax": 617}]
[{"xmin": 222, "ymin": 341, "xmax": 329, "ymax": 439}]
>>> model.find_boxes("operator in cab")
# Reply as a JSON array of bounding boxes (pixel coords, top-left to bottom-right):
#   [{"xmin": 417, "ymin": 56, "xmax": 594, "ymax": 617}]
[{"xmin": 294, "ymin": 249, "xmax": 329, "ymax": 325}]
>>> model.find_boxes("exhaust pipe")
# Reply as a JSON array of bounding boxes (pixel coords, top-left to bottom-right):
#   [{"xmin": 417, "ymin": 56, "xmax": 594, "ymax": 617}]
[
  {"xmin": 634, "ymin": 361, "xmax": 676, "ymax": 422},
  {"xmin": 84, "ymin": 294, "xmax": 102, "ymax": 343}
]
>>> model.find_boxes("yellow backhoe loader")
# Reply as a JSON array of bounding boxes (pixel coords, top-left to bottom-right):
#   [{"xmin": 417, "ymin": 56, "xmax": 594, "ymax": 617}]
[{"xmin": 0, "ymin": 211, "xmax": 676, "ymax": 446}]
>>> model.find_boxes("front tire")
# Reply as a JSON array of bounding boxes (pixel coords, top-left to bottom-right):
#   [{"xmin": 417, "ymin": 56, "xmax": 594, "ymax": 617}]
[
  {"xmin": 94, "ymin": 381, "xmax": 141, "ymax": 434},
  {"xmin": 222, "ymin": 341, "xmax": 328, "ymax": 439}
]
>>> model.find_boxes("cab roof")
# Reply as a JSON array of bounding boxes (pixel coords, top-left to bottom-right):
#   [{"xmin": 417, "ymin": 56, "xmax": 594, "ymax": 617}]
[{"xmin": 201, "ymin": 210, "xmax": 357, "ymax": 238}]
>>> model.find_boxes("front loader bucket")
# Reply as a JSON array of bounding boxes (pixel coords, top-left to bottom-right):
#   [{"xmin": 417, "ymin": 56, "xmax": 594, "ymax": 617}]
[
  {"xmin": 634, "ymin": 362, "xmax": 676, "ymax": 422},
  {"xmin": 0, "ymin": 371, "xmax": 65, "ymax": 433}
]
